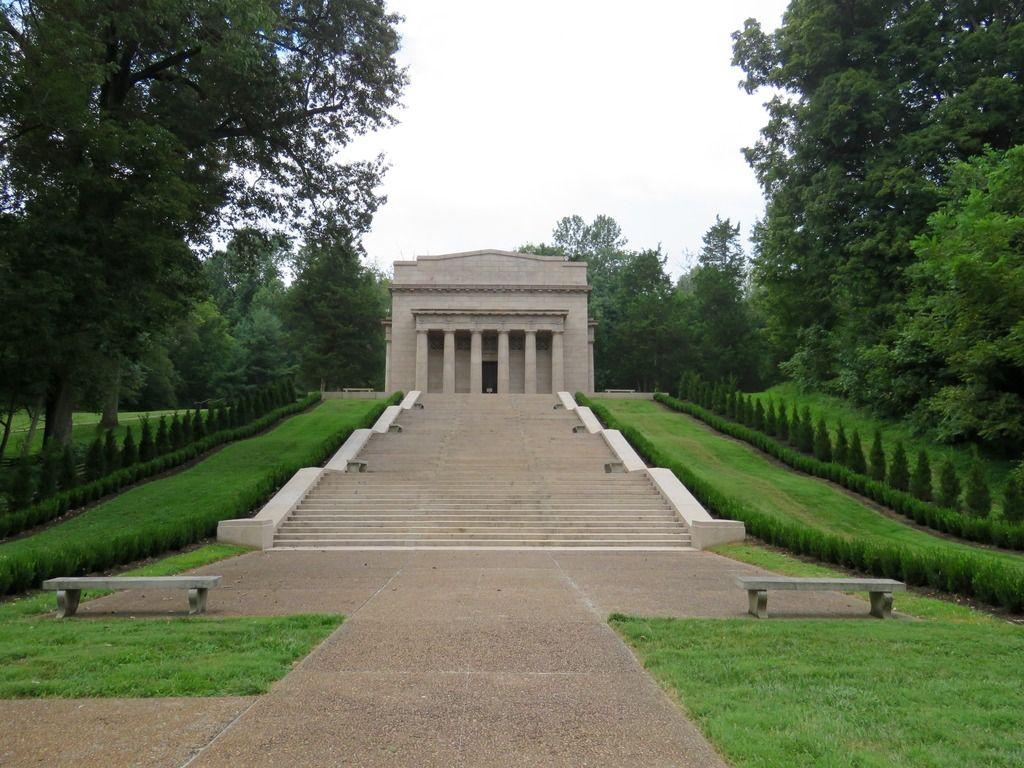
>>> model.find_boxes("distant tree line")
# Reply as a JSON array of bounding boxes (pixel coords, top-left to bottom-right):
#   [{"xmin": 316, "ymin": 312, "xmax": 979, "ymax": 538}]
[{"xmin": 521, "ymin": 213, "xmax": 770, "ymax": 393}]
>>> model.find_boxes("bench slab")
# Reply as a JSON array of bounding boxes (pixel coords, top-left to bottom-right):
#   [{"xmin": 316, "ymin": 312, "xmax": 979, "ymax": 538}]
[
  {"xmin": 42, "ymin": 576, "xmax": 221, "ymax": 618},
  {"xmin": 43, "ymin": 576, "xmax": 220, "ymax": 590},
  {"xmin": 736, "ymin": 576, "xmax": 905, "ymax": 619}
]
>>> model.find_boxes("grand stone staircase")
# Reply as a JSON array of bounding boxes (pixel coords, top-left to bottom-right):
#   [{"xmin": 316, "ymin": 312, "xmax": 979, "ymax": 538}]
[{"xmin": 273, "ymin": 394, "xmax": 692, "ymax": 549}]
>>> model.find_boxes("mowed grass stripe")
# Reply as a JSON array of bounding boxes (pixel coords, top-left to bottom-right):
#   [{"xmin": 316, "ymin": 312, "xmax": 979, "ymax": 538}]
[
  {"xmin": 600, "ymin": 399, "xmax": 1024, "ymax": 565},
  {"xmin": 0, "ymin": 398, "xmax": 389, "ymax": 594}
]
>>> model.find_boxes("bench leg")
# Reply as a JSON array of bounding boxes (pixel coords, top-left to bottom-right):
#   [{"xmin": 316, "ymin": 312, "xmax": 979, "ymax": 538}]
[
  {"xmin": 869, "ymin": 591, "xmax": 893, "ymax": 619},
  {"xmin": 747, "ymin": 589, "xmax": 768, "ymax": 619},
  {"xmin": 188, "ymin": 588, "xmax": 208, "ymax": 615},
  {"xmin": 55, "ymin": 589, "xmax": 81, "ymax": 619}
]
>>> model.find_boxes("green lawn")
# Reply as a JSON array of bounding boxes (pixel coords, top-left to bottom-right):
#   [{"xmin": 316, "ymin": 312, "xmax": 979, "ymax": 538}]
[
  {"xmin": 614, "ymin": 541, "xmax": 1022, "ymax": 767},
  {"xmin": 750, "ymin": 382, "xmax": 1013, "ymax": 506},
  {"xmin": 601, "ymin": 399, "xmax": 1024, "ymax": 567},
  {"xmin": 0, "ymin": 543, "xmax": 342, "ymax": 698},
  {"xmin": 0, "ymin": 397, "xmax": 388, "ymax": 594},
  {"xmin": 612, "ymin": 614, "xmax": 1024, "ymax": 768}
]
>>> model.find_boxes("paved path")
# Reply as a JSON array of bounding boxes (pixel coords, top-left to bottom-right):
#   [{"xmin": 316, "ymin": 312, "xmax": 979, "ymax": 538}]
[{"xmin": 8, "ymin": 550, "xmax": 871, "ymax": 767}]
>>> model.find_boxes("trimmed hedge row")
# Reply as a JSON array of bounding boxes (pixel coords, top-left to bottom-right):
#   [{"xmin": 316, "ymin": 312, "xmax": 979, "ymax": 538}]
[
  {"xmin": 0, "ymin": 393, "xmax": 401, "ymax": 595},
  {"xmin": 0, "ymin": 393, "xmax": 323, "ymax": 541},
  {"xmin": 654, "ymin": 392, "xmax": 1024, "ymax": 551},
  {"xmin": 578, "ymin": 393, "xmax": 1024, "ymax": 612}
]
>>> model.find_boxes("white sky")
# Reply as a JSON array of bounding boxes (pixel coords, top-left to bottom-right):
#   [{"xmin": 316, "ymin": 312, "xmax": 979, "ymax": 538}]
[{"xmin": 346, "ymin": 1, "xmax": 789, "ymax": 278}]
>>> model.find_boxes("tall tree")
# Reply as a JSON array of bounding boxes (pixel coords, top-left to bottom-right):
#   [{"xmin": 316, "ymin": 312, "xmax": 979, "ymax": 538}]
[
  {"xmin": 0, "ymin": 0, "xmax": 405, "ymax": 444},
  {"xmin": 733, "ymin": 2, "xmax": 1024, "ymax": 394},
  {"xmin": 284, "ymin": 235, "xmax": 387, "ymax": 391}
]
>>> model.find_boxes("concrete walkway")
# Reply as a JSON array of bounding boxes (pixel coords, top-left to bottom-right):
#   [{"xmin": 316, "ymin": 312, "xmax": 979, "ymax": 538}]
[{"xmin": 5, "ymin": 549, "xmax": 871, "ymax": 767}]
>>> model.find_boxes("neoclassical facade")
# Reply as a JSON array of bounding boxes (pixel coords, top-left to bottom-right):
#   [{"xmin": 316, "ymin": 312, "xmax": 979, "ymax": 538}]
[{"xmin": 384, "ymin": 250, "xmax": 595, "ymax": 394}]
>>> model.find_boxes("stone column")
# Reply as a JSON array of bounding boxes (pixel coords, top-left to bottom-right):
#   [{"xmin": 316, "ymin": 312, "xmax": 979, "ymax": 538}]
[
  {"xmin": 552, "ymin": 330, "xmax": 565, "ymax": 393},
  {"xmin": 442, "ymin": 330, "xmax": 456, "ymax": 394},
  {"xmin": 497, "ymin": 330, "xmax": 510, "ymax": 394},
  {"xmin": 524, "ymin": 330, "xmax": 537, "ymax": 395},
  {"xmin": 588, "ymin": 337, "xmax": 594, "ymax": 393},
  {"xmin": 470, "ymin": 330, "xmax": 482, "ymax": 395},
  {"xmin": 415, "ymin": 329, "xmax": 428, "ymax": 392},
  {"xmin": 384, "ymin": 338, "xmax": 391, "ymax": 393}
]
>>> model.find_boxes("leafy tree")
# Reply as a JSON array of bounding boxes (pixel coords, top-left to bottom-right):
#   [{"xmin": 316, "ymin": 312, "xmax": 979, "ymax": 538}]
[
  {"xmin": 938, "ymin": 458, "xmax": 962, "ymax": 509},
  {"xmin": 121, "ymin": 427, "xmax": 138, "ymax": 468},
  {"xmin": 812, "ymin": 416, "xmax": 832, "ymax": 462},
  {"xmin": 733, "ymin": 4, "xmax": 1024, "ymax": 399},
  {"xmin": 910, "ymin": 451, "xmax": 932, "ymax": 503},
  {"xmin": 847, "ymin": 430, "xmax": 867, "ymax": 474},
  {"xmin": 965, "ymin": 462, "xmax": 992, "ymax": 517},
  {"xmin": 869, "ymin": 430, "xmax": 886, "ymax": 482},
  {"xmin": 882, "ymin": 147, "xmax": 1024, "ymax": 449},
  {"xmin": 0, "ymin": 0, "xmax": 405, "ymax": 445},
  {"xmin": 888, "ymin": 442, "xmax": 910, "ymax": 492},
  {"xmin": 833, "ymin": 422, "xmax": 848, "ymax": 466}
]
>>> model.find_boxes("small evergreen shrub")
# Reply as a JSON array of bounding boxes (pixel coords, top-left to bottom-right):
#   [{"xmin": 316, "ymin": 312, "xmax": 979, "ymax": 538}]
[
  {"xmin": 58, "ymin": 445, "xmax": 78, "ymax": 490},
  {"xmin": 103, "ymin": 430, "xmax": 119, "ymax": 473},
  {"xmin": 797, "ymin": 406, "xmax": 814, "ymax": 454},
  {"xmin": 938, "ymin": 458, "xmax": 961, "ymax": 509},
  {"xmin": 889, "ymin": 441, "xmax": 910, "ymax": 492},
  {"xmin": 965, "ymin": 461, "xmax": 992, "ymax": 517},
  {"xmin": 1004, "ymin": 464, "xmax": 1024, "ymax": 523},
  {"xmin": 36, "ymin": 447, "xmax": 61, "ymax": 498},
  {"xmin": 170, "ymin": 414, "xmax": 184, "ymax": 450},
  {"xmin": 85, "ymin": 436, "xmax": 106, "ymax": 482},
  {"xmin": 834, "ymin": 422, "xmax": 848, "ymax": 466},
  {"xmin": 154, "ymin": 416, "xmax": 169, "ymax": 455},
  {"xmin": 139, "ymin": 418, "xmax": 155, "ymax": 462},
  {"xmin": 910, "ymin": 450, "xmax": 932, "ymax": 502},
  {"xmin": 869, "ymin": 429, "xmax": 886, "ymax": 482},
  {"xmin": 813, "ymin": 416, "xmax": 832, "ymax": 462},
  {"xmin": 121, "ymin": 427, "xmax": 138, "ymax": 468},
  {"xmin": 764, "ymin": 400, "xmax": 777, "ymax": 435},
  {"xmin": 753, "ymin": 400, "xmax": 765, "ymax": 432},
  {"xmin": 776, "ymin": 402, "xmax": 789, "ymax": 441},
  {"xmin": 10, "ymin": 457, "xmax": 35, "ymax": 509},
  {"xmin": 847, "ymin": 430, "xmax": 867, "ymax": 474}
]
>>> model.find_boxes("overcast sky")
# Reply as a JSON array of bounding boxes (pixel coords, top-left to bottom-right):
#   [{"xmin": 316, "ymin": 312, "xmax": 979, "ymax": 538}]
[{"xmin": 346, "ymin": 1, "xmax": 789, "ymax": 277}]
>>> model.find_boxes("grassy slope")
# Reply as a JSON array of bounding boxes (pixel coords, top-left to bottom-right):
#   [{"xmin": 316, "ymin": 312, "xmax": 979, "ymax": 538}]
[
  {"xmin": 750, "ymin": 382, "xmax": 1013, "ymax": 502},
  {"xmin": 600, "ymin": 399, "xmax": 1023, "ymax": 565},
  {"xmin": 0, "ymin": 398, "xmax": 384, "ymax": 592},
  {"xmin": 0, "ymin": 544, "xmax": 341, "ymax": 698},
  {"xmin": 612, "ymin": 542, "xmax": 1022, "ymax": 768}
]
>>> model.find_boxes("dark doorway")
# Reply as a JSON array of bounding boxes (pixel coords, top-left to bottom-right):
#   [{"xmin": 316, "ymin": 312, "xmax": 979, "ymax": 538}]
[{"xmin": 481, "ymin": 361, "xmax": 498, "ymax": 393}]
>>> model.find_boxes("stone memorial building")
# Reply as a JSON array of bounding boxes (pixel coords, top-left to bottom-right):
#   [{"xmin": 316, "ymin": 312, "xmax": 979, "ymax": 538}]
[{"xmin": 384, "ymin": 249, "xmax": 595, "ymax": 394}]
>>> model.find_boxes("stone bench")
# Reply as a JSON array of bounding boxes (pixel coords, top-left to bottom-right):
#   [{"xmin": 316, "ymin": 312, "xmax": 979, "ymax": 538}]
[
  {"xmin": 42, "ymin": 576, "xmax": 222, "ymax": 618},
  {"xmin": 604, "ymin": 388, "xmax": 636, "ymax": 393},
  {"xmin": 736, "ymin": 576, "xmax": 905, "ymax": 619},
  {"xmin": 341, "ymin": 387, "xmax": 374, "ymax": 392}
]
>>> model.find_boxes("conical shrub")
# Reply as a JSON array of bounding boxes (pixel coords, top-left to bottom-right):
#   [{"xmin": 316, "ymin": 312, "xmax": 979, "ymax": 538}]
[
  {"xmin": 847, "ymin": 430, "xmax": 867, "ymax": 474},
  {"xmin": 869, "ymin": 430, "xmax": 886, "ymax": 482},
  {"xmin": 937, "ymin": 458, "xmax": 961, "ymax": 509},
  {"xmin": 1003, "ymin": 463, "xmax": 1024, "ymax": 523},
  {"xmin": 964, "ymin": 461, "xmax": 991, "ymax": 517},
  {"xmin": 834, "ymin": 422, "xmax": 848, "ymax": 466},
  {"xmin": 797, "ymin": 407, "xmax": 814, "ymax": 453},
  {"xmin": 813, "ymin": 416, "xmax": 832, "ymax": 462},
  {"xmin": 910, "ymin": 450, "xmax": 932, "ymax": 502},
  {"xmin": 103, "ymin": 430, "xmax": 119, "ymax": 473},
  {"xmin": 84, "ymin": 435, "xmax": 106, "ymax": 481},
  {"xmin": 59, "ymin": 444, "xmax": 78, "ymax": 489},
  {"xmin": 121, "ymin": 426, "xmax": 138, "ymax": 467},
  {"xmin": 889, "ymin": 441, "xmax": 909, "ymax": 492}
]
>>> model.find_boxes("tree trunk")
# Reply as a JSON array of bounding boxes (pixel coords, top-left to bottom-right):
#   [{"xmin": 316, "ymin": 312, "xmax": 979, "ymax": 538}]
[
  {"xmin": 43, "ymin": 372, "xmax": 75, "ymax": 447},
  {"xmin": 21, "ymin": 400, "xmax": 42, "ymax": 457},
  {"xmin": 0, "ymin": 392, "xmax": 16, "ymax": 462},
  {"xmin": 99, "ymin": 363, "xmax": 121, "ymax": 428}
]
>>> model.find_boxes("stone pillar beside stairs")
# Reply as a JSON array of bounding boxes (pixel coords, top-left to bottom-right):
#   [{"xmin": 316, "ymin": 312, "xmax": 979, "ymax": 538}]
[
  {"xmin": 470, "ymin": 330, "xmax": 482, "ymax": 395},
  {"xmin": 552, "ymin": 330, "xmax": 565, "ymax": 393},
  {"xmin": 524, "ymin": 330, "xmax": 537, "ymax": 395},
  {"xmin": 498, "ymin": 330, "xmax": 510, "ymax": 394},
  {"xmin": 442, "ymin": 330, "xmax": 456, "ymax": 394},
  {"xmin": 415, "ymin": 329, "xmax": 429, "ymax": 392}
]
